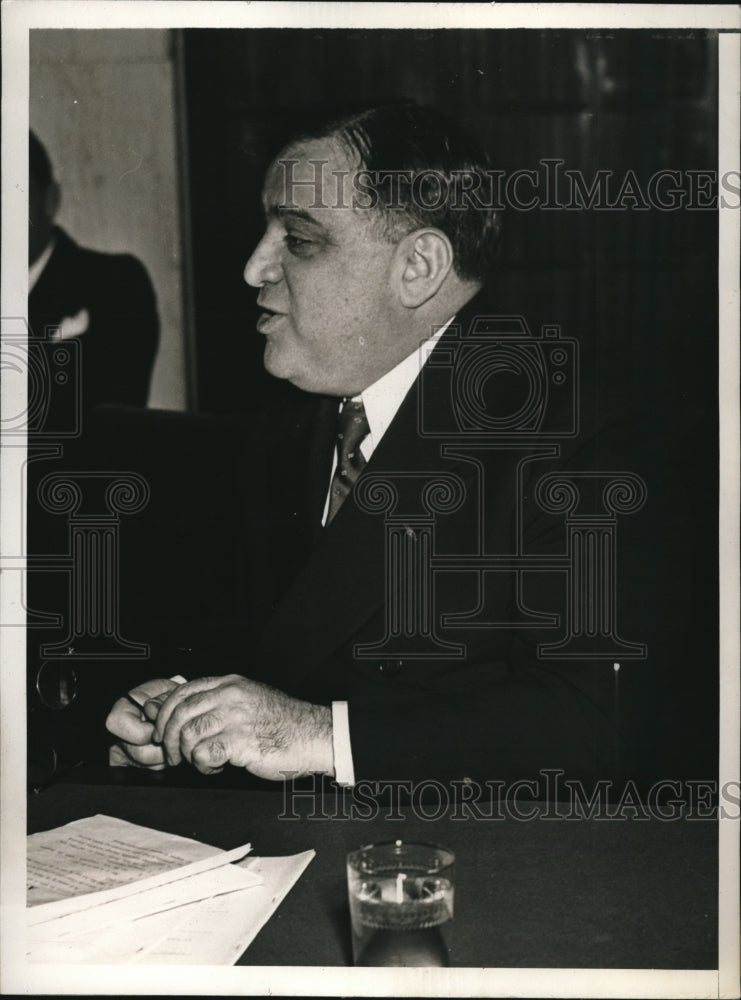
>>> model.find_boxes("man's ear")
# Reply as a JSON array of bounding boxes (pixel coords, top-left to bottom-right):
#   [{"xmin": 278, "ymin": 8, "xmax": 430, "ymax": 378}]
[{"xmin": 396, "ymin": 229, "xmax": 454, "ymax": 307}]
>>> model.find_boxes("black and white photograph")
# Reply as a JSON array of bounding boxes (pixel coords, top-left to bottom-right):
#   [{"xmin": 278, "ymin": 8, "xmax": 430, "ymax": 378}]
[{"xmin": 1, "ymin": 2, "xmax": 738, "ymax": 996}]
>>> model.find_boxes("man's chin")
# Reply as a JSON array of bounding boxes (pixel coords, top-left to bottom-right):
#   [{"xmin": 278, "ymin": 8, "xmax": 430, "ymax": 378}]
[
  {"xmin": 263, "ymin": 345, "xmax": 354, "ymax": 396},
  {"xmin": 263, "ymin": 344, "xmax": 303, "ymax": 387}
]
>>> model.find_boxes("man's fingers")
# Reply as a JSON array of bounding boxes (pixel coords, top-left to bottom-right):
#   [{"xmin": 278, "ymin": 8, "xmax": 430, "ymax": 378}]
[
  {"xmin": 143, "ymin": 692, "xmax": 170, "ymax": 722},
  {"xmin": 109, "ymin": 673, "xmax": 332, "ymax": 781},
  {"xmin": 130, "ymin": 677, "xmax": 180, "ymax": 704},
  {"xmin": 105, "ymin": 697, "xmax": 156, "ymax": 745},
  {"xmin": 177, "ymin": 707, "xmax": 225, "ymax": 765},
  {"xmin": 109, "ymin": 741, "xmax": 166, "ymax": 769},
  {"xmin": 191, "ymin": 737, "xmax": 228, "ymax": 775},
  {"xmin": 106, "ymin": 678, "xmax": 180, "ymax": 744},
  {"xmin": 109, "ymin": 743, "xmax": 131, "ymax": 767},
  {"xmin": 161, "ymin": 689, "xmax": 224, "ymax": 765},
  {"xmin": 153, "ymin": 676, "xmax": 229, "ymax": 745}
]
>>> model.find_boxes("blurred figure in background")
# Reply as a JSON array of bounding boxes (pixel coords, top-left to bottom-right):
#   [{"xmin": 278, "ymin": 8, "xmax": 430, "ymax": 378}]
[{"xmin": 28, "ymin": 130, "xmax": 159, "ymax": 418}]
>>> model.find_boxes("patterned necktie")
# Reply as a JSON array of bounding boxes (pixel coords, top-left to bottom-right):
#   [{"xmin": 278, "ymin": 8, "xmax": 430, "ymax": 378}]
[{"xmin": 326, "ymin": 398, "xmax": 370, "ymax": 524}]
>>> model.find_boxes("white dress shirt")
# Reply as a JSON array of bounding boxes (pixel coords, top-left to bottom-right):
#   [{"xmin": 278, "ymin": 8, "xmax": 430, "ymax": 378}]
[{"xmin": 326, "ymin": 319, "xmax": 452, "ymax": 785}]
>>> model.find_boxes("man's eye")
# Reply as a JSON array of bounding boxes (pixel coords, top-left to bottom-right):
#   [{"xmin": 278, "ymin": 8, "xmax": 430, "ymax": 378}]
[{"xmin": 285, "ymin": 234, "xmax": 313, "ymax": 252}]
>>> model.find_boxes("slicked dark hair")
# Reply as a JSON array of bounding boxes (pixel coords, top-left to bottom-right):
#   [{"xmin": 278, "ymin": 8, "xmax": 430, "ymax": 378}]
[
  {"xmin": 30, "ymin": 131, "xmax": 55, "ymax": 190},
  {"xmin": 284, "ymin": 103, "xmax": 501, "ymax": 284}
]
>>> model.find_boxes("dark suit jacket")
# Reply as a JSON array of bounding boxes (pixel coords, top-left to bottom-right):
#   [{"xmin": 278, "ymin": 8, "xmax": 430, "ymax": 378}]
[
  {"xmin": 208, "ymin": 294, "xmax": 714, "ymax": 790},
  {"xmin": 28, "ymin": 226, "xmax": 159, "ymax": 425}
]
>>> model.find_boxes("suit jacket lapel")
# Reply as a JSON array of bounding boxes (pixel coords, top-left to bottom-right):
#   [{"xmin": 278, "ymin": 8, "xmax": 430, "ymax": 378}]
[
  {"xmin": 256, "ymin": 322, "xmax": 481, "ymax": 679},
  {"xmin": 260, "ymin": 389, "xmax": 337, "ymax": 608}
]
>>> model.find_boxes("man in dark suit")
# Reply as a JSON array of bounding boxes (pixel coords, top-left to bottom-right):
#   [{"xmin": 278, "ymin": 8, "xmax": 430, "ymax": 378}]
[
  {"xmin": 28, "ymin": 131, "xmax": 159, "ymax": 418},
  {"xmin": 105, "ymin": 105, "xmax": 705, "ymax": 790}
]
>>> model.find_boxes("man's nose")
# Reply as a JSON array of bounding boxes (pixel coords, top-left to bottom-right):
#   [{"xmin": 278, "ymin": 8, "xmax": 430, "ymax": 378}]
[{"xmin": 244, "ymin": 232, "xmax": 282, "ymax": 287}]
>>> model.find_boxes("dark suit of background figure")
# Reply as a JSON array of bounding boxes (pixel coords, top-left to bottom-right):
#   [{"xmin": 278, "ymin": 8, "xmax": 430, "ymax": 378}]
[
  {"xmin": 167, "ymin": 293, "xmax": 704, "ymax": 792},
  {"xmin": 29, "ymin": 225, "xmax": 159, "ymax": 423},
  {"xmin": 26, "ymin": 222, "xmax": 158, "ymax": 555}
]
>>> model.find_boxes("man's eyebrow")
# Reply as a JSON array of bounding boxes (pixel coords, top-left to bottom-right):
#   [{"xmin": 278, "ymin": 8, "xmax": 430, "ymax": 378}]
[{"xmin": 268, "ymin": 205, "xmax": 326, "ymax": 229}]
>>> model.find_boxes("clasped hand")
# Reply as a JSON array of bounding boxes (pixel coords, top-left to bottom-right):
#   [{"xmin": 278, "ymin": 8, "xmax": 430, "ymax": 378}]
[{"xmin": 106, "ymin": 675, "xmax": 334, "ymax": 780}]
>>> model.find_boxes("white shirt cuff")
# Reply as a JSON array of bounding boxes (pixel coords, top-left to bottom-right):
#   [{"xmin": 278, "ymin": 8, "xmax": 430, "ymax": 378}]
[{"xmin": 331, "ymin": 701, "xmax": 356, "ymax": 786}]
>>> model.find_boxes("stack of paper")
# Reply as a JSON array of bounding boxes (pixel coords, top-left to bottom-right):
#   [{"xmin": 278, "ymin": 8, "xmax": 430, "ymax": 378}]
[{"xmin": 26, "ymin": 814, "xmax": 314, "ymax": 964}]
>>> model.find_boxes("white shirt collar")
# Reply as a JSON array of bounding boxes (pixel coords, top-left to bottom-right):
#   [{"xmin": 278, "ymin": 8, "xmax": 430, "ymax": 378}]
[
  {"xmin": 322, "ymin": 317, "xmax": 454, "ymax": 526},
  {"xmin": 355, "ymin": 316, "xmax": 453, "ymax": 459},
  {"xmin": 29, "ymin": 235, "xmax": 56, "ymax": 292}
]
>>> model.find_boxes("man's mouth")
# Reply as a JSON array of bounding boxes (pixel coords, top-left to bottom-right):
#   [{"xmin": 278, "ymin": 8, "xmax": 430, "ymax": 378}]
[{"xmin": 256, "ymin": 307, "xmax": 286, "ymax": 334}]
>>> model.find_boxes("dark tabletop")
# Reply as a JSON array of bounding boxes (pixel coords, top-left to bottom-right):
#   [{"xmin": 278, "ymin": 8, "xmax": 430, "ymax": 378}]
[{"xmin": 27, "ymin": 767, "xmax": 718, "ymax": 969}]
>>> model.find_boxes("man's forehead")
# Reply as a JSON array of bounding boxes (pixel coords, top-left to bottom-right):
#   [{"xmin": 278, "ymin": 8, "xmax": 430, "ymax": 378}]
[{"xmin": 262, "ymin": 136, "xmax": 356, "ymax": 210}]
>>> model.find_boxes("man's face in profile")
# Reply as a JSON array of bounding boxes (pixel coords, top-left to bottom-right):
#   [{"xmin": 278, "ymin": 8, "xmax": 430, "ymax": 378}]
[{"xmin": 243, "ymin": 137, "xmax": 405, "ymax": 397}]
